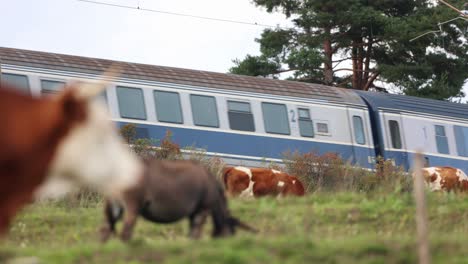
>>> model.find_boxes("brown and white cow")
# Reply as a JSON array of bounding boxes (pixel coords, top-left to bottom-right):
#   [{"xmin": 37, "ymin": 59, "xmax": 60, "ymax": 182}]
[
  {"xmin": 0, "ymin": 78, "xmax": 143, "ymax": 235},
  {"xmin": 223, "ymin": 166, "xmax": 305, "ymax": 198},
  {"xmin": 416, "ymin": 166, "xmax": 468, "ymax": 192}
]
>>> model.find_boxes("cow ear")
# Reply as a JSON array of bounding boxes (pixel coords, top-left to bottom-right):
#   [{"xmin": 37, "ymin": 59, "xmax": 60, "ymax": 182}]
[
  {"xmin": 75, "ymin": 64, "xmax": 122, "ymax": 100},
  {"xmin": 223, "ymin": 167, "xmax": 234, "ymax": 175},
  {"xmin": 222, "ymin": 167, "xmax": 234, "ymax": 185}
]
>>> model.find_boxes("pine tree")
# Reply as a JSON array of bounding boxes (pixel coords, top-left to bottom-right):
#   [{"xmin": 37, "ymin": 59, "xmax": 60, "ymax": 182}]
[{"xmin": 229, "ymin": 0, "xmax": 468, "ymax": 100}]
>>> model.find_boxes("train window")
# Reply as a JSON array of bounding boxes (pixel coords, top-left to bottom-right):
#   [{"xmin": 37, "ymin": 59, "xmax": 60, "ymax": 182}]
[
  {"xmin": 41, "ymin": 80, "xmax": 65, "ymax": 95},
  {"xmin": 353, "ymin": 116, "xmax": 366, "ymax": 145},
  {"xmin": 262, "ymin": 102, "xmax": 290, "ymax": 135},
  {"xmin": 154, "ymin": 91, "xmax": 183, "ymax": 124},
  {"xmin": 227, "ymin": 101, "xmax": 255, "ymax": 132},
  {"xmin": 435, "ymin": 125, "xmax": 449, "ymax": 154},
  {"xmin": 298, "ymin": 108, "xmax": 314, "ymax": 137},
  {"xmin": 316, "ymin": 122, "xmax": 329, "ymax": 134},
  {"xmin": 388, "ymin": 120, "xmax": 402, "ymax": 149},
  {"xmin": 190, "ymin": 94, "xmax": 219, "ymax": 127},
  {"xmin": 454, "ymin": 126, "xmax": 468, "ymax": 157},
  {"xmin": 116, "ymin": 86, "xmax": 147, "ymax": 120},
  {"xmin": 1, "ymin": 73, "xmax": 30, "ymax": 94}
]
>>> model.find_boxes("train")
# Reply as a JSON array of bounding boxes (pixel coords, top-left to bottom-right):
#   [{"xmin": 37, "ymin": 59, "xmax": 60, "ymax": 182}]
[{"xmin": 1, "ymin": 47, "xmax": 468, "ymax": 173}]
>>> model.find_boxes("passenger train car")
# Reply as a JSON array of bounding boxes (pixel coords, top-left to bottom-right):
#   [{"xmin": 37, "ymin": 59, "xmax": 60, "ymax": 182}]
[{"xmin": 1, "ymin": 47, "xmax": 468, "ymax": 173}]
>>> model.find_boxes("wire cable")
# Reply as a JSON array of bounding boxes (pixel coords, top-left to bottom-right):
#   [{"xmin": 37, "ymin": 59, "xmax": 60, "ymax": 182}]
[{"xmin": 76, "ymin": 0, "xmax": 283, "ymax": 29}]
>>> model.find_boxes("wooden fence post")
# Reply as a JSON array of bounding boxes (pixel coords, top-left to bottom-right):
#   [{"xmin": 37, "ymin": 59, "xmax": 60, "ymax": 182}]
[{"xmin": 413, "ymin": 152, "xmax": 430, "ymax": 264}]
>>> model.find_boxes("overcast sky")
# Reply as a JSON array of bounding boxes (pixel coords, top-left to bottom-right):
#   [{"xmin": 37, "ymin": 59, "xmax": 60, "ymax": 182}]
[
  {"xmin": 0, "ymin": 0, "xmax": 291, "ymax": 73},
  {"xmin": 1, "ymin": 0, "xmax": 466, "ymax": 98}
]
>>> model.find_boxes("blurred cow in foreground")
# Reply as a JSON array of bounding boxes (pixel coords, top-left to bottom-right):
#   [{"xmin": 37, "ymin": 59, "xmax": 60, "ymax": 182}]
[
  {"xmin": 0, "ymin": 77, "xmax": 143, "ymax": 236},
  {"xmin": 223, "ymin": 166, "xmax": 305, "ymax": 198},
  {"xmin": 416, "ymin": 166, "xmax": 468, "ymax": 192},
  {"xmin": 100, "ymin": 159, "xmax": 256, "ymax": 242}
]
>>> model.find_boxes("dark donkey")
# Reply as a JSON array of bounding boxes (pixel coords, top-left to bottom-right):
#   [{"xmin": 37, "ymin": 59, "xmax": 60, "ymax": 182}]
[{"xmin": 100, "ymin": 159, "xmax": 256, "ymax": 242}]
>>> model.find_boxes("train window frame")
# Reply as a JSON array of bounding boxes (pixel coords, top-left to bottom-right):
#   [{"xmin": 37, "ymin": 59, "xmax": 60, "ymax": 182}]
[
  {"xmin": 190, "ymin": 94, "xmax": 219, "ymax": 128},
  {"xmin": 453, "ymin": 125, "xmax": 468, "ymax": 157},
  {"xmin": 434, "ymin": 125, "xmax": 449, "ymax": 154},
  {"xmin": 352, "ymin": 115, "xmax": 366, "ymax": 145},
  {"xmin": 315, "ymin": 120, "xmax": 330, "ymax": 136},
  {"xmin": 40, "ymin": 79, "xmax": 66, "ymax": 96},
  {"xmin": 227, "ymin": 100, "xmax": 255, "ymax": 132},
  {"xmin": 298, "ymin": 108, "xmax": 314, "ymax": 138},
  {"xmin": 262, "ymin": 102, "xmax": 291, "ymax": 135},
  {"xmin": 116, "ymin": 86, "xmax": 147, "ymax": 120},
  {"xmin": 1, "ymin": 73, "xmax": 31, "ymax": 94},
  {"xmin": 153, "ymin": 90, "xmax": 184, "ymax": 124},
  {"xmin": 388, "ymin": 120, "xmax": 402, "ymax": 149}
]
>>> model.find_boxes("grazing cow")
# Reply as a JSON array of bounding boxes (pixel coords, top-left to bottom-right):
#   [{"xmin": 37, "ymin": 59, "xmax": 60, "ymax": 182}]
[
  {"xmin": 100, "ymin": 159, "xmax": 256, "ymax": 242},
  {"xmin": 223, "ymin": 166, "xmax": 305, "ymax": 198},
  {"xmin": 417, "ymin": 166, "xmax": 468, "ymax": 192},
  {"xmin": 0, "ymin": 79, "xmax": 143, "ymax": 236}
]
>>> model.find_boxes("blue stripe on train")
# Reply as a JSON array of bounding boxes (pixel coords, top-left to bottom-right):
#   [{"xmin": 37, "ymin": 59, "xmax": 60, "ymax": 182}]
[
  {"xmin": 382, "ymin": 150, "xmax": 468, "ymax": 175},
  {"xmin": 117, "ymin": 122, "xmax": 376, "ymax": 169}
]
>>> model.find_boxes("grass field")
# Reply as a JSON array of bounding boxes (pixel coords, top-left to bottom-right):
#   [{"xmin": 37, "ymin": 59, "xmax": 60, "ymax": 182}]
[{"xmin": 1, "ymin": 192, "xmax": 467, "ymax": 264}]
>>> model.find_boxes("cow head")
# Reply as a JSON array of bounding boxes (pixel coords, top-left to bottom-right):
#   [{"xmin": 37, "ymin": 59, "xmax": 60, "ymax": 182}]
[{"xmin": 42, "ymin": 71, "xmax": 143, "ymax": 199}]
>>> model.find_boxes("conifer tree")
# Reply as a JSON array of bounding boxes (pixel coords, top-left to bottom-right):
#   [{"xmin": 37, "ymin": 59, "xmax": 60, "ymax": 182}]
[{"xmin": 230, "ymin": 0, "xmax": 468, "ymax": 100}]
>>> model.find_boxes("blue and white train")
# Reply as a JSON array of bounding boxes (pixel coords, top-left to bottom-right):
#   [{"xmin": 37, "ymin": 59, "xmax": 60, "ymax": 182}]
[{"xmin": 1, "ymin": 47, "xmax": 468, "ymax": 173}]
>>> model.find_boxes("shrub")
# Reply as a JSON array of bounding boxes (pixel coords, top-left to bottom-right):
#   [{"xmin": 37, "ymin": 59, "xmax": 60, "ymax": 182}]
[
  {"xmin": 36, "ymin": 187, "xmax": 102, "ymax": 208},
  {"xmin": 282, "ymin": 151, "xmax": 410, "ymax": 194},
  {"xmin": 119, "ymin": 125, "xmax": 412, "ymax": 194},
  {"xmin": 133, "ymin": 138, "xmax": 158, "ymax": 158},
  {"xmin": 119, "ymin": 124, "xmax": 182, "ymax": 160},
  {"xmin": 119, "ymin": 123, "xmax": 137, "ymax": 144},
  {"xmin": 155, "ymin": 130, "xmax": 182, "ymax": 160},
  {"xmin": 282, "ymin": 150, "xmax": 344, "ymax": 192},
  {"xmin": 182, "ymin": 146, "xmax": 226, "ymax": 182}
]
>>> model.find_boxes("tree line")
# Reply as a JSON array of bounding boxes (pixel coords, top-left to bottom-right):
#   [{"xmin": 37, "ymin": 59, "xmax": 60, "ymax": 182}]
[{"xmin": 229, "ymin": 0, "xmax": 468, "ymax": 100}]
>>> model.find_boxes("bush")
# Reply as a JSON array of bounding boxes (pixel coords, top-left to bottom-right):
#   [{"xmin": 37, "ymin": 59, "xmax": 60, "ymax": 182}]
[
  {"xmin": 36, "ymin": 187, "xmax": 102, "ymax": 208},
  {"xmin": 120, "ymin": 123, "xmax": 137, "ymax": 144},
  {"xmin": 182, "ymin": 146, "xmax": 226, "ymax": 182},
  {"xmin": 282, "ymin": 150, "xmax": 344, "ymax": 192},
  {"xmin": 282, "ymin": 151, "xmax": 411, "ymax": 194},
  {"xmin": 119, "ymin": 124, "xmax": 225, "ymax": 182},
  {"xmin": 152, "ymin": 130, "xmax": 182, "ymax": 160},
  {"xmin": 119, "ymin": 124, "xmax": 412, "ymax": 195},
  {"xmin": 119, "ymin": 124, "xmax": 182, "ymax": 160}
]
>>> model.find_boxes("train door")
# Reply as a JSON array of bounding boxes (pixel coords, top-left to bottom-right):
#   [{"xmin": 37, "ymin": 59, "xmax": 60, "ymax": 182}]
[
  {"xmin": 382, "ymin": 113, "xmax": 409, "ymax": 170},
  {"xmin": 347, "ymin": 108, "xmax": 374, "ymax": 168}
]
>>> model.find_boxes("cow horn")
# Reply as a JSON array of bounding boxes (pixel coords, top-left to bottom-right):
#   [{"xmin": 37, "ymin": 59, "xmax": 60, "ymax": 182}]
[{"xmin": 76, "ymin": 64, "xmax": 122, "ymax": 99}]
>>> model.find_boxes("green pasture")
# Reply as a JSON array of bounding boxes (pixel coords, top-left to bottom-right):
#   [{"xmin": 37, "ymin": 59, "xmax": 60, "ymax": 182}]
[{"xmin": 1, "ymin": 192, "xmax": 467, "ymax": 264}]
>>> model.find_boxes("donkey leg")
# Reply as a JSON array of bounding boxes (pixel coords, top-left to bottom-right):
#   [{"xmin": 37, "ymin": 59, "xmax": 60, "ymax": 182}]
[
  {"xmin": 100, "ymin": 199, "xmax": 122, "ymax": 242},
  {"xmin": 120, "ymin": 200, "xmax": 138, "ymax": 242},
  {"xmin": 189, "ymin": 210, "xmax": 209, "ymax": 239}
]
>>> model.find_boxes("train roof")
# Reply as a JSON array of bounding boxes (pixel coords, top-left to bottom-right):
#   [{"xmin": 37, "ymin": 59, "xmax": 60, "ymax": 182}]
[
  {"xmin": 0, "ymin": 47, "xmax": 365, "ymax": 106},
  {"xmin": 356, "ymin": 90, "xmax": 468, "ymax": 120}
]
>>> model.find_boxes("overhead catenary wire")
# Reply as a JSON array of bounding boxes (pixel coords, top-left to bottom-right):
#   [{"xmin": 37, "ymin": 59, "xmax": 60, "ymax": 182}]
[
  {"xmin": 438, "ymin": 0, "xmax": 468, "ymax": 17},
  {"xmin": 76, "ymin": 0, "xmax": 284, "ymax": 29},
  {"xmin": 409, "ymin": 16, "xmax": 468, "ymax": 42},
  {"xmin": 410, "ymin": 1, "xmax": 468, "ymax": 42}
]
